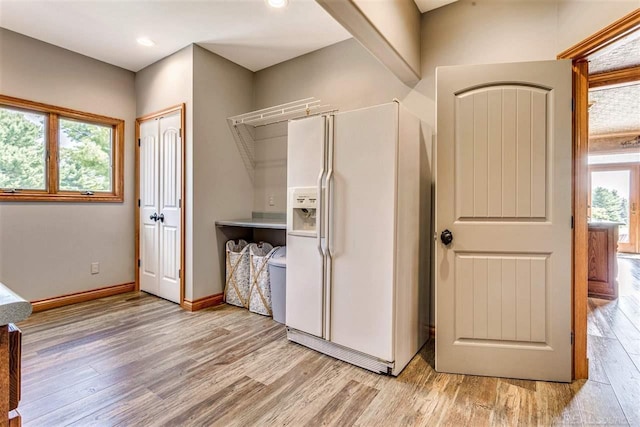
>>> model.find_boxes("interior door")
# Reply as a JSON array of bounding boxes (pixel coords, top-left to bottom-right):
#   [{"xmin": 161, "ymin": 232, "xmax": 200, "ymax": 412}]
[
  {"xmin": 436, "ymin": 60, "xmax": 572, "ymax": 381},
  {"xmin": 158, "ymin": 113, "xmax": 182, "ymax": 303},
  {"xmin": 139, "ymin": 111, "xmax": 182, "ymax": 304},
  {"xmin": 589, "ymin": 164, "xmax": 639, "ymax": 253},
  {"xmin": 330, "ymin": 103, "xmax": 397, "ymax": 362},
  {"xmin": 139, "ymin": 119, "xmax": 160, "ymax": 297}
]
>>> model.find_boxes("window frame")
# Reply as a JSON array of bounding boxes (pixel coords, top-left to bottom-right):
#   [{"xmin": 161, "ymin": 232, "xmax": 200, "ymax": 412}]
[{"xmin": 0, "ymin": 94, "xmax": 124, "ymax": 202}]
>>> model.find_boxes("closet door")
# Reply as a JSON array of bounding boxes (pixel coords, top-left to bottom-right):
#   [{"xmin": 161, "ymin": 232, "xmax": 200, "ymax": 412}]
[
  {"xmin": 158, "ymin": 112, "xmax": 182, "ymax": 303},
  {"xmin": 138, "ymin": 111, "xmax": 182, "ymax": 304},
  {"xmin": 139, "ymin": 119, "xmax": 160, "ymax": 296}
]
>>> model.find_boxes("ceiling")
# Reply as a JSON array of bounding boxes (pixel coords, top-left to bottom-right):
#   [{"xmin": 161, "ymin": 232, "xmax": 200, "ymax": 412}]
[
  {"xmin": 589, "ymin": 83, "xmax": 640, "ymax": 136},
  {"xmin": 588, "ymin": 28, "xmax": 640, "ymax": 142},
  {"xmin": 589, "ymin": 35, "xmax": 640, "ymax": 74},
  {"xmin": 0, "ymin": 0, "xmax": 460, "ymax": 74},
  {"xmin": 0, "ymin": 0, "xmax": 352, "ymax": 72}
]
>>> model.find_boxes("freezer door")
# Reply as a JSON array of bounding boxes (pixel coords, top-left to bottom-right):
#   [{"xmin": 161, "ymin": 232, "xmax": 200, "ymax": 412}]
[
  {"xmin": 329, "ymin": 103, "xmax": 397, "ymax": 362},
  {"xmin": 286, "ymin": 116, "xmax": 327, "ymax": 337}
]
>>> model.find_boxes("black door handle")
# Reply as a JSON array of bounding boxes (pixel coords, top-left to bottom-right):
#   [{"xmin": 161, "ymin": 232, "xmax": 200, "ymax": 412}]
[
  {"xmin": 150, "ymin": 213, "xmax": 159, "ymax": 222},
  {"xmin": 158, "ymin": 213, "xmax": 165, "ymax": 223},
  {"xmin": 440, "ymin": 229, "xmax": 453, "ymax": 245}
]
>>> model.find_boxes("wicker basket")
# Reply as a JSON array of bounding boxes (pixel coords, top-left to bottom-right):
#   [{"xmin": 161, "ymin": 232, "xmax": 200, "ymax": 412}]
[
  {"xmin": 248, "ymin": 242, "xmax": 278, "ymax": 316},
  {"xmin": 224, "ymin": 239, "xmax": 250, "ymax": 308}
]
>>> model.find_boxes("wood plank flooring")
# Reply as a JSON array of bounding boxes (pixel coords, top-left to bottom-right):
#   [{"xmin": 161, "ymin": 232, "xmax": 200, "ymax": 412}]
[{"xmin": 15, "ymin": 257, "xmax": 640, "ymax": 426}]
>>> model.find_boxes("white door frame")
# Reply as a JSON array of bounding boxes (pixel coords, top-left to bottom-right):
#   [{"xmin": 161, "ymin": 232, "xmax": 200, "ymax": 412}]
[{"xmin": 135, "ymin": 104, "xmax": 186, "ymax": 306}]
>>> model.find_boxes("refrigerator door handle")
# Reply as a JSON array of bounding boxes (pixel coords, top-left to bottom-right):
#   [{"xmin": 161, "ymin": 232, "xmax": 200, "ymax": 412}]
[
  {"xmin": 324, "ymin": 115, "xmax": 335, "ymax": 341},
  {"xmin": 325, "ymin": 116, "xmax": 335, "ymax": 260},
  {"xmin": 317, "ymin": 117, "xmax": 328, "ymax": 257},
  {"xmin": 316, "ymin": 169, "xmax": 324, "ymax": 257}
]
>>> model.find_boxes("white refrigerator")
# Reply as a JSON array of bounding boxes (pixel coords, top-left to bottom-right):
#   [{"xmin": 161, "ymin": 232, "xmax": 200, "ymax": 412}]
[{"xmin": 286, "ymin": 101, "xmax": 429, "ymax": 376}]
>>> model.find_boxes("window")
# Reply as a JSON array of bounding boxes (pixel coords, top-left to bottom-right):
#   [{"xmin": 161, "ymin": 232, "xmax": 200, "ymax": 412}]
[{"xmin": 0, "ymin": 95, "xmax": 124, "ymax": 202}]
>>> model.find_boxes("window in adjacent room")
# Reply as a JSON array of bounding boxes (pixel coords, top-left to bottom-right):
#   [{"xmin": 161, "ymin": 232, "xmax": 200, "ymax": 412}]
[{"xmin": 0, "ymin": 95, "xmax": 124, "ymax": 202}]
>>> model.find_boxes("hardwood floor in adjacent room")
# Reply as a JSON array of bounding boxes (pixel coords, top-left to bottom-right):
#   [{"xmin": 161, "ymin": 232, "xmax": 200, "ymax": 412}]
[{"xmin": 16, "ymin": 260, "xmax": 640, "ymax": 426}]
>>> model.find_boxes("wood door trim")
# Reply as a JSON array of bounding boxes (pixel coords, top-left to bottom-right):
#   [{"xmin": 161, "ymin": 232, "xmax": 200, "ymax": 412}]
[
  {"xmin": 558, "ymin": 8, "xmax": 640, "ymax": 380},
  {"xmin": 589, "ymin": 65, "xmax": 640, "ymax": 88},
  {"xmin": 572, "ymin": 60, "xmax": 591, "ymax": 380},
  {"xmin": 135, "ymin": 104, "xmax": 186, "ymax": 306},
  {"xmin": 558, "ymin": 9, "xmax": 640, "ymax": 60},
  {"xmin": 30, "ymin": 283, "xmax": 135, "ymax": 312},
  {"xmin": 181, "ymin": 293, "xmax": 224, "ymax": 312}
]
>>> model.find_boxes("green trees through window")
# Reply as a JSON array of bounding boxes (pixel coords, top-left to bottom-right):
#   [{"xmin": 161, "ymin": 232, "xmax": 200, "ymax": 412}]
[
  {"xmin": 0, "ymin": 107, "xmax": 46, "ymax": 190},
  {"xmin": 59, "ymin": 119, "xmax": 112, "ymax": 192},
  {"xmin": 0, "ymin": 94, "xmax": 123, "ymax": 202},
  {"xmin": 591, "ymin": 186, "xmax": 629, "ymax": 224}
]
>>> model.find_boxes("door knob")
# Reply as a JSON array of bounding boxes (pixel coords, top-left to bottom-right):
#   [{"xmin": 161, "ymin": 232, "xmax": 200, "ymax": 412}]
[
  {"xmin": 440, "ymin": 229, "xmax": 453, "ymax": 245},
  {"xmin": 150, "ymin": 213, "xmax": 159, "ymax": 222},
  {"xmin": 158, "ymin": 213, "xmax": 165, "ymax": 223}
]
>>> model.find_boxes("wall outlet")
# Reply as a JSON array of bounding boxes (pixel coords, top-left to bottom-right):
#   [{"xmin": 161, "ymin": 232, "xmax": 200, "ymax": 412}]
[
  {"xmin": 268, "ymin": 195, "xmax": 275, "ymax": 207},
  {"xmin": 91, "ymin": 262, "xmax": 100, "ymax": 275}
]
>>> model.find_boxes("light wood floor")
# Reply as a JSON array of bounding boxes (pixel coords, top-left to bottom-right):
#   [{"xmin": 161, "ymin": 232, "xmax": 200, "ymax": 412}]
[{"xmin": 16, "ymin": 258, "xmax": 640, "ymax": 426}]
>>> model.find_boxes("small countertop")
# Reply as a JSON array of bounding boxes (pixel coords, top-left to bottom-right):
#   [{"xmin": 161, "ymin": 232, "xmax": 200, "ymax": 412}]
[
  {"xmin": 0, "ymin": 282, "xmax": 32, "ymax": 326},
  {"xmin": 588, "ymin": 220, "xmax": 625, "ymax": 227},
  {"xmin": 215, "ymin": 218, "xmax": 286, "ymax": 230}
]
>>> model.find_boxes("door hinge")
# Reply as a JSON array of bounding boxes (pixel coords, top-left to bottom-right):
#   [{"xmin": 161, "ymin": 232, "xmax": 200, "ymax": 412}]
[
  {"xmin": 179, "ymin": 198, "xmax": 182, "ymax": 208},
  {"xmin": 571, "ymin": 98, "xmax": 575, "ymax": 112},
  {"xmin": 138, "ymin": 259, "xmax": 141, "ymax": 268},
  {"xmin": 571, "ymin": 332, "xmax": 575, "ymax": 344},
  {"xmin": 178, "ymin": 269, "xmax": 181, "ymax": 279},
  {"xmin": 571, "ymin": 216, "xmax": 574, "ymax": 229},
  {"xmin": 138, "ymin": 199, "xmax": 141, "ymax": 207},
  {"xmin": 138, "ymin": 138, "xmax": 141, "ymax": 147}
]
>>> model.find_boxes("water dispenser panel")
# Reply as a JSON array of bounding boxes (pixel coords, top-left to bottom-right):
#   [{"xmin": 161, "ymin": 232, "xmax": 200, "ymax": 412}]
[{"xmin": 289, "ymin": 188, "xmax": 318, "ymax": 237}]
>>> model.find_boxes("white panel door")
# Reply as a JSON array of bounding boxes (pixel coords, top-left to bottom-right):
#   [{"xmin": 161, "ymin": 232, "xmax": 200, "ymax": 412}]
[
  {"xmin": 330, "ymin": 103, "xmax": 397, "ymax": 362},
  {"xmin": 158, "ymin": 113, "xmax": 181, "ymax": 303},
  {"xmin": 139, "ymin": 111, "xmax": 182, "ymax": 304},
  {"xmin": 286, "ymin": 116, "xmax": 326, "ymax": 337},
  {"xmin": 436, "ymin": 60, "xmax": 572, "ymax": 381},
  {"xmin": 139, "ymin": 119, "xmax": 160, "ymax": 297}
]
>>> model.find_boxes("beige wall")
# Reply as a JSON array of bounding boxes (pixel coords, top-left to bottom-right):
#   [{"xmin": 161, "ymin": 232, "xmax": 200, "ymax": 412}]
[
  {"xmin": 416, "ymin": 0, "xmax": 640, "ymax": 128},
  {"xmin": 192, "ymin": 45, "xmax": 254, "ymax": 300},
  {"xmin": 253, "ymin": 122, "xmax": 287, "ymax": 214},
  {"xmin": 0, "ymin": 29, "xmax": 136, "ymax": 301},
  {"xmin": 352, "ymin": 0, "xmax": 422, "ymax": 75},
  {"xmin": 254, "ymin": 0, "xmax": 640, "ymax": 323},
  {"xmin": 135, "ymin": 45, "xmax": 195, "ymax": 298},
  {"xmin": 135, "ymin": 44, "xmax": 254, "ymax": 301}
]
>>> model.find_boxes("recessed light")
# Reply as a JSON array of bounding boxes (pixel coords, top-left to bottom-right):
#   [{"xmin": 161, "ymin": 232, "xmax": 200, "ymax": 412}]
[
  {"xmin": 137, "ymin": 37, "xmax": 155, "ymax": 47},
  {"xmin": 267, "ymin": 0, "xmax": 288, "ymax": 8}
]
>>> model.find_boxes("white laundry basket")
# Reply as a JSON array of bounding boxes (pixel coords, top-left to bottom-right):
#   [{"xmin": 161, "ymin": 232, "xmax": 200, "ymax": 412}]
[
  {"xmin": 248, "ymin": 242, "xmax": 278, "ymax": 316},
  {"xmin": 224, "ymin": 239, "xmax": 250, "ymax": 308},
  {"xmin": 268, "ymin": 247, "xmax": 286, "ymax": 324}
]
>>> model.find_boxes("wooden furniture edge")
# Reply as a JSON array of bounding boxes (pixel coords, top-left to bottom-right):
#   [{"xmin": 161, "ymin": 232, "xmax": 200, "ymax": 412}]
[
  {"xmin": 8, "ymin": 325, "xmax": 20, "ymax": 412},
  {"xmin": 181, "ymin": 293, "xmax": 224, "ymax": 312},
  {"xmin": 8, "ymin": 410, "xmax": 20, "ymax": 427},
  {"xmin": 1, "ymin": 325, "xmax": 8, "ymax": 426},
  {"xmin": 31, "ymin": 283, "xmax": 136, "ymax": 312}
]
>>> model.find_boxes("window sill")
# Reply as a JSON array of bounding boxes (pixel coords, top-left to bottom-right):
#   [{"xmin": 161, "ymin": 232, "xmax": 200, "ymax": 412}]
[{"xmin": 0, "ymin": 193, "xmax": 123, "ymax": 203}]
